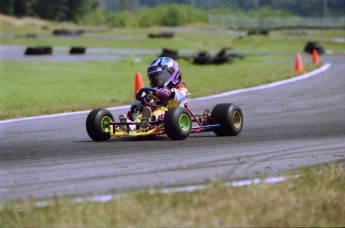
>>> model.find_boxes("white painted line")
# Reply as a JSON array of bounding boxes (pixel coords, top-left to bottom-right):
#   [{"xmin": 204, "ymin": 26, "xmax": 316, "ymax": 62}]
[
  {"xmin": 74, "ymin": 194, "xmax": 114, "ymax": 203},
  {"xmin": 0, "ymin": 105, "xmax": 130, "ymax": 124},
  {"xmin": 160, "ymin": 176, "xmax": 289, "ymax": 193},
  {"xmin": 191, "ymin": 63, "xmax": 331, "ymax": 101},
  {"xmin": 35, "ymin": 175, "xmax": 293, "ymax": 207},
  {"xmin": 0, "ymin": 63, "xmax": 331, "ymax": 125}
]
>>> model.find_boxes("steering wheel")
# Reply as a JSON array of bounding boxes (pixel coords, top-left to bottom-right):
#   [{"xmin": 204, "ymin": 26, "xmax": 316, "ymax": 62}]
[{"xmin": 136, "ymin": 87, "xmax": 158, "ymax": 105}]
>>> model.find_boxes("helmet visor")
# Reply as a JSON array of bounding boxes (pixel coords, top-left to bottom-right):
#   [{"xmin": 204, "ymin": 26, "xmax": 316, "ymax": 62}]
[{"xmin": 148, "ymin": 71, "xmax": 170, "ymax": 87}]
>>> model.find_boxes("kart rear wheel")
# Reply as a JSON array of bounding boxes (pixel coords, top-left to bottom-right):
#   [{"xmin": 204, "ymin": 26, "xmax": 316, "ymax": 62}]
[
  {"xmin": 86, "ymin": 109, "xmax": 113, "ymax": 141},
  {"xmin": 210, "ymin": 103, "xmax": 243, "ymax": 136},
  {"xmin": 164, "ymin": 107, "xmax": 191, "ymax": 140}
]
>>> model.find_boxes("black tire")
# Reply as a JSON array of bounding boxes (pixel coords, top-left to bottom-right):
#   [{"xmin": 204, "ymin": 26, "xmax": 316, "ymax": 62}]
[
  {"xmin": 304, "ymin": 41, "xmax": 325, "ymax": 55},
  {"xmin": 86, "ymin": 109, "xmax": 113, "ymax": 141},
  {"xmin": 210, "ymin": 103, "xmax": 243, "ymax": 136},
  {"xmin": 164, "ymin": 107, "xmax": 192, "ymax": 140},
  {"xmin": 69, "ymin": 47, "xmax": 86, "ymax": 55},
  {"xmin": 24, "ymin": 47, "xmax": 52, "ymax": 55},
  {"xmin": 193, "ymin": 51, "xmax": 211, "ymax": 65}
]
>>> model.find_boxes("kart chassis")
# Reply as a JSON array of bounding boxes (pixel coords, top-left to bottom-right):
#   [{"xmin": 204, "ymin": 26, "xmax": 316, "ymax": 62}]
[{"xmin": 108, "ymin": 103, "xmax": 220, "ymax": 137}]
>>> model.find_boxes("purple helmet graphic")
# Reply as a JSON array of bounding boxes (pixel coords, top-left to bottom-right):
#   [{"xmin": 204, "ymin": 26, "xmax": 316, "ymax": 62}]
[{"xmin": 147, "ymin": 57, "xmax": 182, "ymax": 88}]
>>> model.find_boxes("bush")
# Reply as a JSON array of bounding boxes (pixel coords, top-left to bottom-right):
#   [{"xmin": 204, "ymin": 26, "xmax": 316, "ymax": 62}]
[
  {"xmin": 89, "ymin": 4, "xmax": 208, "ymax": 28},
  {"xmin": 162, "ymin": 4, "xmax": 207, "ymax": 26},
  {"xmin": 78, "ymin": 9, "xmax": 107, "ymax": 25},
  {"xmin": 138, "ymin": 7, "xmax": 160, "ymax": 27},
  {"xmin": 138, "ymin": 4, "xmax": 207, "ymax": 27},
  {"xmin": 77, "ymin": 10, "xmax": 138, "ymax": 27},
  {"xmin": 112, "ymin": 11, "xmax": 139, "ymax": 27},
  {"xmin": 248, "ymin": 7, "xmax": 292, "ymax": 18},
  {"xmin": 160, "ymin": 4, "xmax": 188, "ymax": 26}
]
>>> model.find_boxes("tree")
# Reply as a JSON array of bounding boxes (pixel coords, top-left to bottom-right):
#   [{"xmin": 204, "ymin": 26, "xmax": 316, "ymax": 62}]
[
  {"xmin": 0, "ymin": 0, "xmax": 37, "ymax": 16},
  {"xmin": 33, "ymin": 0, "xmax": 68, "ymax": 21},
  {"xmin": 0, "ymin": 0, "xmax": 15, "ymax": 15},
  {"xmin": 1, "ymin": 0, "xmax": 344, "ymax": 22},
  {"xmin": 67, "ymin": 0, "xmax": 102, "ymax": 21},
  {"xmin": 0, "ymin": 0, "xmax": 101, "ymax": 21}
]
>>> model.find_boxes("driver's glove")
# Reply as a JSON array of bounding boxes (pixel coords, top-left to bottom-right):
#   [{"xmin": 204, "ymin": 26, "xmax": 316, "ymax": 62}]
[{"xmin": 156, "ymin": 88, "xmax": 172, "ymax": 98}]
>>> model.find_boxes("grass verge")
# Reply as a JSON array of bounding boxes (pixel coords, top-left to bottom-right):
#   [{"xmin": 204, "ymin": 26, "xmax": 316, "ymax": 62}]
[
  {"xmin": 0, "ymin": 55, "xmax": 319, "ymax": 120},
  {"xmin": 1, "ymin": 16, "xmax": 343, "ymax": 119},
  {"xmin": 1, "ymin": 164, "xmax": 344, "ymax": 227}
]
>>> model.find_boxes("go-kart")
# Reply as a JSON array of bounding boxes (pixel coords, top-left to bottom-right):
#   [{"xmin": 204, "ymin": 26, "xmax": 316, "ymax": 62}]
[{"xmin": 86, "ymin": 87, "xmax": 243, "ymax": 141}]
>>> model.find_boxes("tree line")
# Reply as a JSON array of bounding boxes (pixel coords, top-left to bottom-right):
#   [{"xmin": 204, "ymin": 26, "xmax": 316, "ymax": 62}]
[
  {"xmin": 106, "ymin": 0, "xmax": 345, "ymax": 17},
  {"xmin": 1, "ymin": 0, "xmax": 344, "ymax": 24},
  {"xmin": 0, "ymin": 0, "xmax": 102, "ymax": 21}
]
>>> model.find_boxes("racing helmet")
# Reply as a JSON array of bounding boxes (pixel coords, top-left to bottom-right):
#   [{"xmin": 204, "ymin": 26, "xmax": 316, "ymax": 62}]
[{"xmin": 147, "ymin": 57, "xmax": 182, "ymax": 88}]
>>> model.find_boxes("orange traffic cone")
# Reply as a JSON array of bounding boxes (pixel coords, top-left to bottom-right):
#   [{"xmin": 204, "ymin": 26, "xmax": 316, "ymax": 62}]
[
  {"xmin": 295, "ymin": 52, "xmax": 304, "ymax": 73},
  {"xmin": 312, "ymin": 49, "xmax": 320, "ymax": 64},
  {"xmin": 134, "ymin": 72, "xmax": 144, "ymax": 97}
]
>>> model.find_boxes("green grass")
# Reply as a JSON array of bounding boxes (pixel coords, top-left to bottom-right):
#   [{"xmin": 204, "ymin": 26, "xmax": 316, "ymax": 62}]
[
  {"xmin": 1, "ymin": 29, "xmax": 344, "ymax": 51},
  {"xmin": 1, "ymin": 17, "xmax": 344, "ymax": 51},
  {"xmin": 0, "ymin": 55, "xmax": 318, "ymax": 120},
  {"xmin": 0, "ymin": 60, "xmax": 146, "ymax": 119},
  {"xmin": 1, "ymin": 164, "xmax": 344, "ymax": 227},
  {"xmin": 1, "ymin": 15, "xmax": 343, "ymax": 119}
]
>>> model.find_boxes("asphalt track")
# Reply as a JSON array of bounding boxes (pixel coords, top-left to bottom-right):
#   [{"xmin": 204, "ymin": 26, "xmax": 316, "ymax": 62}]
[{"xmin": 1, "ymin": 55, "xmax": 344, "ymax": 200}]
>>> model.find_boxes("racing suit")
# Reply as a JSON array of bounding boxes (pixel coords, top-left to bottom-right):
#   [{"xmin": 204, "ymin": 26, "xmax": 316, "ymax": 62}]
[
  {"xmin": 132, "ymin": 82, "xmax": 189, "ymax": 123},
  {"xmin": 151, "ymin": 82, "xmax": 189, "ymax": 121}
]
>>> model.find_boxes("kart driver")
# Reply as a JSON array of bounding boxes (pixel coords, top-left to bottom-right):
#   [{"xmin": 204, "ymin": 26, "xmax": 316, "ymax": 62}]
[{"xmin": 120, "ymin": 57, "xmax": 189, "ymax": 131}]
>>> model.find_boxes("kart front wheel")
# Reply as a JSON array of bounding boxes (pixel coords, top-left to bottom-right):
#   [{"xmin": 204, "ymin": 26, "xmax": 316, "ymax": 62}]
[
  {"xmin": 164, "ymin": 107, "xmax": 192, "ymax": 140},
  {"xmin": 86, "ymin": 109, "xmax": 114, "ymax": 141},
  {"xmin": 210, "ymin": 103, "xmax": 243, "ymax": 136}
]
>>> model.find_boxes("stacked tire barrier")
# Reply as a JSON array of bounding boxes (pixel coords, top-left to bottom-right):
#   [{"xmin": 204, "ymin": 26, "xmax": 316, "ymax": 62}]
[
  {"xmin": 193, "ymin": 51, "xmax": 212, "ymax": 65},
  {"xmin": 158, "ymin": 48, "xmax": 179, "ymax": 60},
  {"xmin": 52, "ymin": 29, "xmax": 84, "ymax": 36},
  {"xmin": 24, "ymin": 47, "xmax": 87, "ymax": 55},
  {"xmin": 24, "ymin": 47, "xmax": 52, "ymax": 55},
  {"xmin": 156, "ymin": 48, "xmax": 245, "ymax": 65},
  {"xmin": 148, "ymin": 32, "xmax": 174, "ymax": 39},
  {"xmin": 304, "ymin": 41, "xmax": 325, "ymax": 55},
  {"xmin": 69, "ymin": 47, "xmax": 86, "ymax": 55},
  {"xmin": 247, "ymin": 28, "xmax": 270, "ymax": 36},
  {"xmin": 193, "ymin": 48, "xmax": 245, "ymax": 65}
]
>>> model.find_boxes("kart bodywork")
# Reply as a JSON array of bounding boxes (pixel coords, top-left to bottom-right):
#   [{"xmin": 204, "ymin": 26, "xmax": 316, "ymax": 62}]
[{"xmin": 86, "ymin": 87, "xmax": 243, "ymax": 141}]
